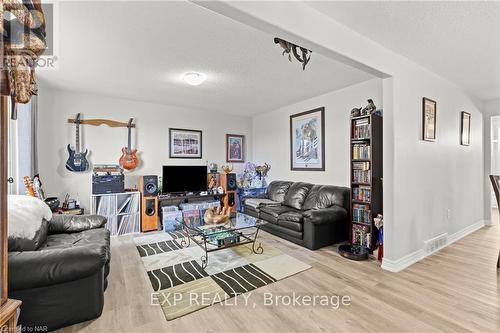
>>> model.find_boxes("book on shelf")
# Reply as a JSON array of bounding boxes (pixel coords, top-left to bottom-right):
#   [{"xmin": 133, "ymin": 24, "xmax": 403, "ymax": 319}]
[
  {"xmin": 352, "ymin": 143, "xmax": 371, "ymax": 160},
  {"xmin": 353, "ymin": 118, "xmax": 370, "ymax": 139},
  {"xmin": 352, "ymin": 186, "xmax": 371, "ymax": 203},
  {"xmin": 352, "ymin": 204, "xmax": 371, "ymax": 224},
  {"xmin": 352, "ymin": 224, "xmax": 371, "ymax": 249}
]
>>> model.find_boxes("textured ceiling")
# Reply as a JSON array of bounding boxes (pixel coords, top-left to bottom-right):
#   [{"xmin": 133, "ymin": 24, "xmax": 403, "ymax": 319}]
[
  {"xmin": 38, "ymin": 1, "xmax": 374, "ymax": 116},
  {"xmin": 306, "ymin": 1, "xmax": 500, "ymax": 101}
]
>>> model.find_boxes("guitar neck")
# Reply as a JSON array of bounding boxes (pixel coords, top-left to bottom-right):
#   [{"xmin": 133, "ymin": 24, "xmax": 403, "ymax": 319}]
[
  {"xmin": 76, "ymin": 123, "xmax": 80, "ymax": 153},
  {"xmin": 127, "ymin": 126, "xmax": 131, "ymax": 151}
]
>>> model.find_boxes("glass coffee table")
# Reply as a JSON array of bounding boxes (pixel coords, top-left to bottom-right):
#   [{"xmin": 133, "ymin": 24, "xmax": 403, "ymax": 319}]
[{"xmin": 175, "ymin": 212, "xmax": 267, "ymax": 268}]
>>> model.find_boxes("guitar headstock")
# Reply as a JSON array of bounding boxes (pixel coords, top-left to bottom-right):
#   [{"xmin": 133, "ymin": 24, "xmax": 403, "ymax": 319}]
[
  {"xmin": 75, "ymin": 113, "xmax": 81, "ymax": 125},
  {"xmin": 127, "ymin": 118, "xmax": 134, "ymax": 128},
  {"xmin": 23, "ymin": 176, "xmax": 37, "ymax": 197}
]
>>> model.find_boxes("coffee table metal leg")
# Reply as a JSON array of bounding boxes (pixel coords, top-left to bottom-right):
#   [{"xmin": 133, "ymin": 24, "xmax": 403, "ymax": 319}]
[
  {"xmin": 180, "ymin": 225, "xmax": 191, "ymax": 248},
  {"xmin": 201, "ymin": 237, "xmax": 208, "ymax": 269},
  {"xmin": 252, "ymin": 228, "xmax": 264, "ymax": 254}
]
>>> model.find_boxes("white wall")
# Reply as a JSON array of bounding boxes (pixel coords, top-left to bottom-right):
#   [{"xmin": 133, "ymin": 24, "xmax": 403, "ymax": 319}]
[
  {"xmin": 253, "ymin": 78, "xmax": 382, "ymax": 186},
  {"xmin": 483, "ymin": 99, "xmax": 500, "ymax": 221},
  {"xmin": 37, "ymin": 84, "xmax": 253, "ymax": 211},
  {"xmin": 199, "ymin": 1, "xmax": 486, "ymax": 270}
]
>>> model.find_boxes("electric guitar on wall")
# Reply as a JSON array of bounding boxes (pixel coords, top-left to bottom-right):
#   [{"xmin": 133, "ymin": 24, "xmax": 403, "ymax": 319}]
[
  {"xmin": 119, "ymin": 118, "xmax": 139, "ymax": 170},
  {"xmin": 66, "ymin": 113, "xmax": 89, "ymax": 172}
]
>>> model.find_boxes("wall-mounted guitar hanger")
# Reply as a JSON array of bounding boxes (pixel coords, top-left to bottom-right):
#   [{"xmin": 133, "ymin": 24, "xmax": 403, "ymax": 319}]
[{"xmin": 67, "ymin": 118, "xmax": 136, "ymax": 128}]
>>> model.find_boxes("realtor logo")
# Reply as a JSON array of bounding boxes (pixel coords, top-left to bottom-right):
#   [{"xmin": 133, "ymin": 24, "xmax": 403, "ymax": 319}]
[{"xmin": 2, "ymin": 1, "xmax": 58, "ymax": 70}]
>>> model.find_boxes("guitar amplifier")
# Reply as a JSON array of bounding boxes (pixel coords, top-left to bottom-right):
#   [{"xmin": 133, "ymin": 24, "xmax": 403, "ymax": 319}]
[{"xmin": 92, "ymin": 174, "xmax": 125, "ymax": 194}]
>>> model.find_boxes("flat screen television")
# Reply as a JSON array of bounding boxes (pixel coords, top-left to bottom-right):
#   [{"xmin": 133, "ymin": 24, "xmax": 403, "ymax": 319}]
[{"xmin": 162, "ymin": 165, "xmax": 207, "ymax": 194}]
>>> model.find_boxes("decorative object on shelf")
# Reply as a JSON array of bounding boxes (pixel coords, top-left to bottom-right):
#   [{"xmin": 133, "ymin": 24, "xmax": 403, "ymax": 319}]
[
  {"xmin": 208, "ymin": 162, "xmax": 218, "ymax": 173},
  {"xmin": 66, "ymin": 113, "xmax": 90, "ymax": 172},
  {"xmin": 274, "ymin": 37, "xmax": 312, "ymax": 70},
  {"xmin": 256, "ymin": 163, "xmax": 271, "ymax": 180},
  {"xmin": 374, "ymin": 214, "xmax": 384, "ymax": 261},
  {"xmin": 422, "ymin": 97, "xmax": 437, "ymax": 141},
  {"xmin": 217, "ymin": 186, "xmax": 225, "ymax": 194},
  {"xmin": 460, "ymin": 111, "xmax": 471, "ymax": 146},
  {"xmin": 207, "ymin": 173, "xmax": 218, "ymax": 193},
  {"xmin": 351, "ymin": 107, "xmax": 362, "ymax": 118},
  {"xmin": 203, "ymin": 206, "xmax": 230, "ymax": 225},
  {"xmin": 290, "ymin": 107, "xmax": 325, "ymax": 171},
  {"xmin": 221, "ymin": 164, "xmax": 233, "ymax": 174},
  {"xmin": 226, "ymin": 134, "xmax": 245, "ymax": 163},
  {"xmin": 169, "ymin": 128, "xmax": 202, "ymax": 158},
  {"xmin": 119, "ymin": 118, "xmax": 139, "ymax": 170},
  {"xmin": 2, "ymin": 1, "xmax": 47, "ymax": 119},
  {"xmin": 237, "ymin": 162, "xmax": 271, "ymax": 189},
  {"xmin": 361, "ymin": 99, "xmax": 376, "ymax": 116}
]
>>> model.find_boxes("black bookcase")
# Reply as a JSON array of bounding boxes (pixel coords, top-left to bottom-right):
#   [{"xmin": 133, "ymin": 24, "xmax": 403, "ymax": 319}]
[{"xmin": 350, "ymin": 113, "xmax": 383, "ymax": 252}]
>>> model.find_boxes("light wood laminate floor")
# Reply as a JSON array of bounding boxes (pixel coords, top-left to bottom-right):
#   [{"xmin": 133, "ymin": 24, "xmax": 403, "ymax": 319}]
[{"xmin": 58, "ymin": 219, "xmax": 500, "ymax": 333}]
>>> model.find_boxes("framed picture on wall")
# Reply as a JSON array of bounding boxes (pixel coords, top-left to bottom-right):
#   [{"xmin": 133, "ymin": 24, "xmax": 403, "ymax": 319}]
[
  {"xmin": 226, "ymin": 134, "xmax": 245, "ymax": 162},
  {"xmin": 169, "ymin": 128, "xmax": 202, "ymax": 158},
  {"xmin": 290, "ymin": 107, "xmax": 325, "ymax": 171},
  {"xmin": 422, "ymin": 97, "xmax": 437, "ymax": 141},
  {"xmin": 461, "ymin": 111, "xmax": 471, "ymax": 146}
]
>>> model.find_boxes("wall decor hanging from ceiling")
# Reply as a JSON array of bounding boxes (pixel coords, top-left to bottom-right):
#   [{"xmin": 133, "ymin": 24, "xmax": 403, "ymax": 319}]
[
  {"xmin": 290, "ymin": 107, "xmax": 325, "ymax": 171},
  {"xmin": 274, "ymin": 37, "xmax": 312, "ymax": 70},
  {"xmin": 1, "ymin": 0, "xmax": 47, "ymax": 119}
]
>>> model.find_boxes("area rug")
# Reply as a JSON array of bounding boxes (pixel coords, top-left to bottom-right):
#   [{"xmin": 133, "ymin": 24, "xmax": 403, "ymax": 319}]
[{"xmin": 134, "ymin": 232, "xmax": 311, "ymax": 320}]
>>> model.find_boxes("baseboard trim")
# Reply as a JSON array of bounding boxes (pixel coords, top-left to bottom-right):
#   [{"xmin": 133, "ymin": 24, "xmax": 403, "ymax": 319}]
[{"xmin": 381, "ymin": 220, "xmax": 486, "ymax": 272}]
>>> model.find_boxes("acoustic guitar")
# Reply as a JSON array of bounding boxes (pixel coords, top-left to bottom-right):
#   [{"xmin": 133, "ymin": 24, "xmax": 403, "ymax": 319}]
[
  {"xmin": 119, "ymin": 118, "xmax": 139, "ymax": 170},
  {"xmin": 66, "ymin": 113, "xmax": 89, "ymax": 172}
]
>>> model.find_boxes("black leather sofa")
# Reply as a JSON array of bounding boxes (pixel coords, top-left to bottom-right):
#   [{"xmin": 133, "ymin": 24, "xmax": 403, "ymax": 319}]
[
  {"xmin": 244, "ymin": 181, "xmax": 350, "ymax": 250},
  {"xmin": 8, "ymin": 215, "xmax": 110, "ymax": 331}
]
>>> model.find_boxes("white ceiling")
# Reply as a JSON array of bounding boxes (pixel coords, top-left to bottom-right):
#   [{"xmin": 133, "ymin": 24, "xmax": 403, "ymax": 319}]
[
  {"xmin": 38, "ymin": 1, "xmax": 374, "ymax": 116},
  {"xmin": 306, "ymin": 1, "xmax": 500, "ymax": 102}
]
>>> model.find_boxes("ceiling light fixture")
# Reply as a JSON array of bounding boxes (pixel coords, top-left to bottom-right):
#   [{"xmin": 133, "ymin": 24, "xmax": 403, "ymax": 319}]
[{"xmin": 182, "ymin": 72, "xmax": 207, "ymax": 86}]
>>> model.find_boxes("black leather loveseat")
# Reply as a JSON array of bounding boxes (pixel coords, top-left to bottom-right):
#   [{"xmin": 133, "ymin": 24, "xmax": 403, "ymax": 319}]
[
  {"xmin": 8, "ymin": 215, "xmax": 110, "ymax": 331},
  {"xmin": 244, "ymin": 181, "xmax": 350, "ymax": 250}
]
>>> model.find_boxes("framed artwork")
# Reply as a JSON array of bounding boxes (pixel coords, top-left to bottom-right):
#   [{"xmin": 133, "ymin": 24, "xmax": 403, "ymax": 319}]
[
  {"xmin": 422, "ymin": 97, "xmax": 437, "ymax": 141},
  {"xmin": 290, "ymin": 107, "xmax": 325, "ymax": 171},
  {"xmin": 226, "ymin": 134, "xmax": 245, "ymax": 163},
  {"xmin": 461, "ymin": 111, "xmax": 471, "ymax": 146},
  {"xmin": 169, "ymin": 128, "xmax": 202, "ymax": 158}
]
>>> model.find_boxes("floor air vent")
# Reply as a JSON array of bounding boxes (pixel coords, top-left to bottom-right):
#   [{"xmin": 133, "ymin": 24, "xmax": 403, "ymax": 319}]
[{"xmin": 424, "ymin": 233, "xmax": 448, "ymax": 253}]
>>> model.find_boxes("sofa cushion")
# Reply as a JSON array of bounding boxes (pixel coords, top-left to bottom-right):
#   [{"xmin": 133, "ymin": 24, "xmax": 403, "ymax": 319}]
[
  {"xmin": 266, "ymin": 181, "xmax": 292, "ymax": 202},
  {"xmin": 245, "ymin": 198, "xmax": 280, "ymax": 210},
  {"xmin": 8, "ymin": 195, "xmax": 53, "ymax": 251},
  {"xmin": 303, "ymin": 185, "xmax": 350, "ymax": 211},
  {"xmin": 260, "ymin": 205, "xmax": 297, "ymax": 218},
  {"xmin": 277, "ymin": 219, "xmax": 303, "ymax": 232},
  {"xmin": 278, "ymin": 211, "xmax": 303, "ymax": 224},
  {"xmin": 283, "ymin": 182, "xmax": 313, "ymax": 210},
  {"xmin": 41, "ymin": 228, "xmax": 110, "ymax": 261}
]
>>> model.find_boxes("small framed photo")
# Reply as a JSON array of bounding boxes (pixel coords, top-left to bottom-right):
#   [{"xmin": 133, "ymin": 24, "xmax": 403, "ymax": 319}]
[
  {"xmin": 290, "ymin": 107, "xmax": 325, "ymax": 171},
  {"xmin": 226, "ymin": 134, "xmax": 245, "ymax": 162},
  {"xmin": 461, "ymin": 111, "xmax": 471, "ymax": 146},
  {"xmin": 169, "ymin": 128, "xmax": 202, "ymax": 158},
  {"xmin": 422, "ymin": 97, "xmax": 437, "ymax": 141}
]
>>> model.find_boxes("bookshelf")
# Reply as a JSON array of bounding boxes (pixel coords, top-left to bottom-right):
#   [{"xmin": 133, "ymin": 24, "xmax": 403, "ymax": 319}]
[
  {"xmin": 91, "ymin": 191, "xmax": 141, "ymax": 236},
  {"xmin": 350, "ymin": 113, "xmax": 383, "ymax": 252}
]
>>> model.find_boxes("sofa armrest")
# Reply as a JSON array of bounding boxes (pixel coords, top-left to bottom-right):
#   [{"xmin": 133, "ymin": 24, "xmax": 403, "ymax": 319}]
[
  {"xmin": 8, "ymin": 244, "xmax": 108, "ymax": 291},
  {"xmin": 49, "ymin": 214, "xmax": 107, "ymax": 234},
  {"xmin": 303, "ymin": 206, "xmax": 347, "ymax": 225}
]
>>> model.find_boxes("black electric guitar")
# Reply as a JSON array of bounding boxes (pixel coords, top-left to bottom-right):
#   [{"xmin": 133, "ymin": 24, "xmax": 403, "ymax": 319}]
[{"xmin": 66, "ymin": 113, "xmax": 89, "ymax": 172}]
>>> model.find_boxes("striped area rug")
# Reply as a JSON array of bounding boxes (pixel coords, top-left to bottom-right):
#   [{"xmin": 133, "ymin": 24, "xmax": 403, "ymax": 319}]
[{"xmin": 134, "ymin": 232, "xmax": 310, "ymax": 320}]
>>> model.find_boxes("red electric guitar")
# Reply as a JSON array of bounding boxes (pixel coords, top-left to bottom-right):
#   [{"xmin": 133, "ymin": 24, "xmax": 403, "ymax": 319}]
[{"xmin": 119, "ymin": 118, "xmax": 139, "ymax": 170}]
